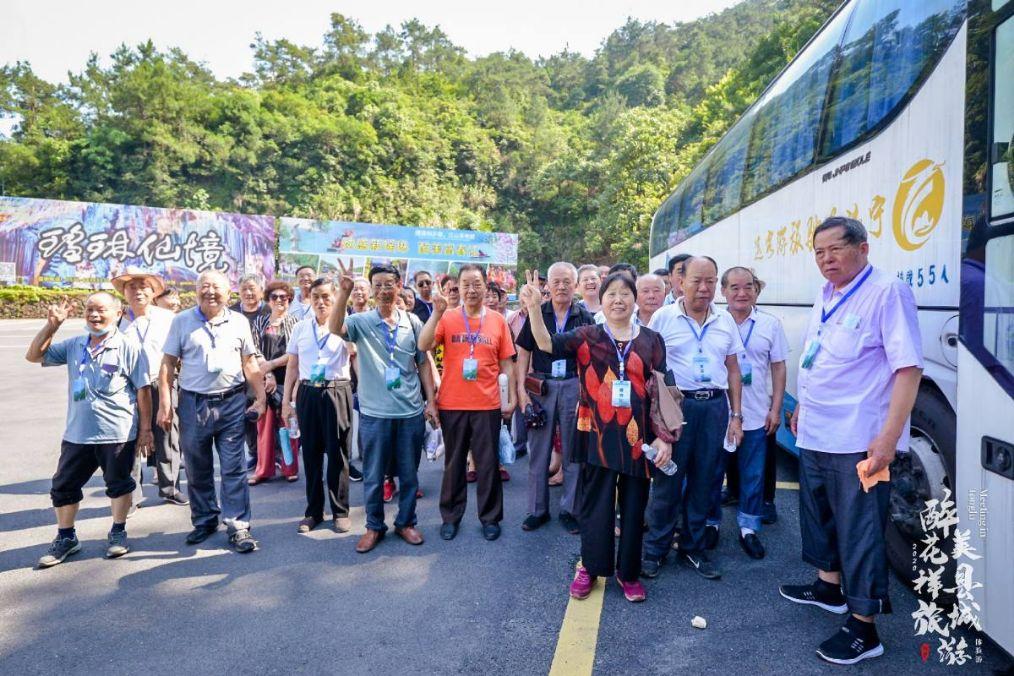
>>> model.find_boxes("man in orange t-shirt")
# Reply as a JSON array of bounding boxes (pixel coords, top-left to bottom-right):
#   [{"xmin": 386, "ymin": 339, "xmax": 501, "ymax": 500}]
[{"xmin": 419, "ymin": 264, "xmax": 516, "ymax": 542}]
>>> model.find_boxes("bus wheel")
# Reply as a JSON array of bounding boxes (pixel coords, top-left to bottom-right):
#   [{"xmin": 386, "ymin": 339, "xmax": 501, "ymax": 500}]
[{"xmin": 885, "ymin": 387, "xmax": 957, "ymax": 603}]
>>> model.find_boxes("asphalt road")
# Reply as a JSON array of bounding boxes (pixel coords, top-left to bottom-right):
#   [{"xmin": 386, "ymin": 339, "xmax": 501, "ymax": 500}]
[{"xmin": 0, "ymin": 319, "xmax": 1008, "ymax": 675}]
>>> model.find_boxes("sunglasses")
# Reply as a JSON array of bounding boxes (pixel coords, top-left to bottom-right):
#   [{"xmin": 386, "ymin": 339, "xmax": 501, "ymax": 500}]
[
  {"xmin": 416, "ymin": 280, "xmax": 432, "ymax": 287},
  {"xmin": 269, "ymin": 293, "xmax": 290, "ymax": 301}
]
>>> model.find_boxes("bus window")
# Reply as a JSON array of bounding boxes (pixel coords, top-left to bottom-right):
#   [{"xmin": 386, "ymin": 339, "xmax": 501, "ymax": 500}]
[
  {"xmin": 742, "ymin": 7, "xmax": 849, "ymax": 203},
  {"xmin": 703, "ymin": 116, "xmax": 753, "ymax": 225},
  {"xmin": 820, "ymin": 0, "xmax": 965, "ymax": 158},
  {"xmin": 651, "ymin": 191, "xmax": 682, "ymax": 256},
  {"xmin": 991, "ymin": 16, "xmax": 1014, "ymax": 217},
  {"xmin": 678, "ymin": 166, "xmax": 709, "ymax": 240}
]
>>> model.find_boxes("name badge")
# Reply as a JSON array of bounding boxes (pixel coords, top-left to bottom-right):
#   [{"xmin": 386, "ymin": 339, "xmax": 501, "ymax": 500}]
[
  {"xmin": 800, "ymin": 338, "xmax": 821, "ymax": 370},
  {"xmin": 206, "ymin": 351, "xmax": 225, "ymax": 374},
  {"xmin": 384, "ymin": 365, "xmax": 402, "ymax": 390},
  {"xmin": 462, "ymin": 358, "xmax": 479, "ymax": 381},
  {"xmin": 310, "ymin": 358, "xmax": 327, "ymax": 384},
  {"xmin": 611, "ymin": 380, "xmax": 631, "ymax": 408},
  {"xmin": 740, "ymin": 358, "xmax": 753, "ymax": 386},
  {"xmin": 842, "ymin": 312, "xmax": 861, "ymax": 330},
  {"xmin": 551, "ymin": 359, "xmax": 567, "ymax": 379},
  {"xmin": 72, "ymin": 377, "xmax": 89, "ymax": 402},
  {"xmin": 692, "ymin": 353, "xmax": 712, "ymax": 383}
]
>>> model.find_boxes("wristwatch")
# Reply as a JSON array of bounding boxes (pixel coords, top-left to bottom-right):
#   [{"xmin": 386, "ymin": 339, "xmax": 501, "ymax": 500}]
[{"xmin": 730, "ymin": 412, "xmax": 743, "ymax": 421}]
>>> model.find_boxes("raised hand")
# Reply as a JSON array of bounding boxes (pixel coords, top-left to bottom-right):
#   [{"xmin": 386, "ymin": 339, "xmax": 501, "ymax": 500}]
[
  {"xmin": 47, "ymin": 299, "xmax": 72, "ymax": 328},
  {"xmin": 432, "ymin": 287, "xmax": 448, "ymax": 315},
  {"xmin": 519, "ymin": 270, "xmax": 542, "ymax": 311},
  {"xmin": 336, "ymin": 258, "xmax": 356, "ymax": 294}
]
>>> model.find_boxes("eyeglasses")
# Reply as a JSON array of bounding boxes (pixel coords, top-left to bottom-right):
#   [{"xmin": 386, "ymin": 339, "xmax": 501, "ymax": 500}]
[
  {"xmin": 269, "ymin": 293, "xmax": 290, "ymax": 301},
  {"xmin": 444, "ymin": 286, "xmax": 459, "ymax": 294},
  {"xmin": 373, "ymin": 282, "xmax": 398, "ymax": 291},
  {"xmin": 416, "ymin": 280, "xmax": 432, "ymax": 287}
]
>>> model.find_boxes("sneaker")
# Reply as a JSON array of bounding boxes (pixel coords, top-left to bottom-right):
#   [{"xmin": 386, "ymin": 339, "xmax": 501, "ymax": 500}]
[
  {"xmin": 569, "ymin": 565, "xmax": 596, "ymax": 600},
  {"xmin": 522, "ymin": 513, "xmax": 550, "ymax": 531},
  {"xmin": 106, "ymin": 530, "xmax": 130, "ymax": 558},
  {"xmin": 559, "ymin": 511, "xmax": 580, "ymax": 535},
  {"xmin": 38, "ymin": 536, "xmax": 81, "ymax": 568},
  {"xmin": 163, "ymin": 492, "xmax": 189, "ymax": 506},
  {"xmin": 349, "ymin": 464, "xmax": 363, "ymax": 482},
  {"xmin": 679, "ymin": 551, "xmax": 721, "ymax": 580},
  {"xmin": 704, "ymin": 525, "xmax": 719, "ymax": 550},
  {"xmin": 185, "ymin": 524, "xmax": 218, "ymax": 545},
  {"xmin": 230, "ymin": 529, "xmax": 257, "ymax": 553},
  {"xmin": 761, "ymin": 501, "xmax": 778, "ymax": 525},
  {"xmin": 466, "ymin": 470, "xmax": 477, "ymax": 483},
  {"xmin": 333, "ymin": 517, "xmax": 352, "ymax": 533},
  {"xmin": 615, "ymin": 576, "xmax": 646, "ymax": 603},
  {"xmin": 482, "ymin": 523, "xmax": 501, "ymax": 541},
  {"xmin": 816, "ymin": 618, "xmax": 884, "ymax": 665},
  {"xmin": 640, "ymin": 557, "xmax": 663, "ymax": 579},
  {"xmin": 779, "ymin": 580, "xmax": 848, "ymax": 614},
  {"xmin": 416, "ymin": 488, "xmax": 423, "ymax": 499},
  {"xmin": 298, "ymin": 516, "xmax": 321, "ymax": 534},
  {"xmin": 739, "ymin": 532, "xmax": 765, "ymax": 559},
  {"xmin": 383, "ymin": 479, "xmax": 396, "ymax": 503},
  {"xmin": 499, "ymin": 468, "xmax": 511, "ymax": 482},
  {"xmin": 440, "ymin": 522, "xmax": 459, "ymax": 541}
]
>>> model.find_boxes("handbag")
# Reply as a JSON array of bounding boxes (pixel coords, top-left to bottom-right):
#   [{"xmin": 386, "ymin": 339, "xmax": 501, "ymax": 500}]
[
  {"xmin": 524, "ymin": 374, "xmax": 547, "ymax": 397},
  {"xmin": 652, "ymin": 370, "xmax": 685, "ymax": 433}
]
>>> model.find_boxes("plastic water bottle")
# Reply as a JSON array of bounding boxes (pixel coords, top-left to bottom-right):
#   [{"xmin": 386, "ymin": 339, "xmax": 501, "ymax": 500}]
[
  {"xmin": 287, "ymin": 415, "xmax": 301, "ymax": 439},
  {"xmin": 642, "ymin": 443, "xmax": 677, "ymax": 476}
]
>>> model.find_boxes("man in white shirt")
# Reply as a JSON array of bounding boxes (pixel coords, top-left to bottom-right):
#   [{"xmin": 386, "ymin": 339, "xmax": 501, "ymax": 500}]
[
  {"xmin": 643, "ymin": 256, "xmax": 744, "ymax": 581},
  {"xmin": 292, "ymin": 265, "xmax": 316, "ymax": 320},
  {"xmin": 706, "ymin": 267, "xmax": 787, "ymax": 560},
  {"xmin": 635, "ymin": 273, "xmax": 666, "ymax": 326},
  {"xmin": 779, "ymin": 217, "xmax": 922, "ymax": 665},
  {"xmin": 113, "ymin": 269, "xmax": 187, "ymax": 508},
  {"xmin": 663, "ymin": 253, "xmax": 692, "ymax": 306}
]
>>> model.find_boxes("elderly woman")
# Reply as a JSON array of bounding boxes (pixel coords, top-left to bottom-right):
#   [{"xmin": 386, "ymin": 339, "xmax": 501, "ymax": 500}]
[
  {"xmin": 520, "ymin": 270, "xmax": 677, "ymax": 603},
  {"xmin": 248, "ymin": 281, "xmax": 301, "ymax": 484}
]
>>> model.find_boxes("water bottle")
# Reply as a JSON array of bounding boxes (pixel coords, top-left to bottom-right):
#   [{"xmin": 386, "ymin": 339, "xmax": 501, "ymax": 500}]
[
  {"xmin": 287, "ymin": 415, "xmax": 301, "ymax": 439},
  {"xmin": 642, "ymin": 443, "xmax": 677, "ymax": 476}
]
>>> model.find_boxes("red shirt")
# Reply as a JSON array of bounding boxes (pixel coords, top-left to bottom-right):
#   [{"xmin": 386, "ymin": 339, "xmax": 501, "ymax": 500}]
[{"xmin": 434, "ymin": 307, "xmax": 515, "ymax": 410}]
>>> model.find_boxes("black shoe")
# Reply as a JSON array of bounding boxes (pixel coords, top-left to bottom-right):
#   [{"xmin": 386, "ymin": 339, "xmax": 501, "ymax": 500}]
[
  {"xmin": 106, "ymin": 530, "xmax": 130, "ymax": 558},
  {"xmin": 779, "ymin": 580, "xmax": 848, "ymax": 614},
  {"xmin": 816, "ymin": 617, "xmax": 884, "ymax": 665},
  {"xmin": 761, "ymin": 501, "xmax": 778, "ymax": 525},
  {"xmin": 230, "ymin": 529, "xmax": 257, "ymax": 553},
  {"xmin": 38, "ymin": 536, "xmax": 81, "ymax": 568},
  {"xmin": 640, "ymin": 556, "xmax": 664, "ymax": 579},
  {"xmin": 515, "ymin": 446, "xmax": 527, "ymax": 459},
  {"xmin": 440, "ymin": 522, "xmax": 459, "ymax": 541},
  {"xmin": 679, "ymin": 551, "xmax": 721, "ymax": 580},
  {"xmin": 720, "ymin": 489, "xmax": 738, "ymax": 506},
  {"xmin": 185, "ymin": 525, "xmax": 218, "ymax": 545},
  {"xmin": 522, "ymin": 513, "xmax": 550, "ymax": 531},
  {"xmin": 704, "ymin": 525, "xmax": 719, "ymax": 550},
  {"xmin": 349, "ymin": 464, "xmax": 363, "ymax": 482},
  {"xmin": 482, "ymin": 523, "xmax": 501, "ymax": 541},
  {"xmin": 739, "ymin": 532, "xmax": 765, "ymax": 559},
  {"xmin": 559, "ymin": 511, "xmax": 580, "ymax": 535},
  {"xmin": 163, "ymin": 492, "xmax": 189, "ymax": 506}
]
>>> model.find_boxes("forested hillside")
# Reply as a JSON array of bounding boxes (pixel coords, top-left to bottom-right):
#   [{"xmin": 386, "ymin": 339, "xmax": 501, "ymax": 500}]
[{"xmin": 0, "ymin": 0, "xmax": 839, "ymax": 269}]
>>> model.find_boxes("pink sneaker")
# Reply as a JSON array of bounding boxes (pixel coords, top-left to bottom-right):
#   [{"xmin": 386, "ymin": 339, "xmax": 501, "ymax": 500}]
[
  {"xmin": 616, "ymin": 576, "xmax": 646, "ymax": 602},
  {"xmin": 569, "ymin": 565, "xmax": 596, "ymax": 599}
]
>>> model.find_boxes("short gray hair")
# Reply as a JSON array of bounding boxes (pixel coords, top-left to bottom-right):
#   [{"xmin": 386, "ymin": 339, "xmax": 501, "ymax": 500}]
[
  {"xmin": 547, "ymin": 261, "xmax": 578, "ymax": 281},
  {"xmin": 87, "ymin": 291, "xmax": 122, "ymax": 311},
  {"xmin": 576, "ymin": 264, "xmax": 599, "ymax": 281},
  {"xmin": 197, "ymin": 270, "xmax": 230, "ymax": 289},
  {"xmin": 636, "ymin": 273, "xmax": 665, "ymax": 292},
  {"xmin": 238, "ymin": 273, "xmax": 264, "ymax": 288},
  {"xmin": 813, "ymin": 216, "xmax": 867, "ymax": 246}
]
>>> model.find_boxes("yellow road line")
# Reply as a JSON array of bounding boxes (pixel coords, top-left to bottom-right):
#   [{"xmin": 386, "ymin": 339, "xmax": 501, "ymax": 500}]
[
  {"xmin": 549, "ymin": 573, "xmax": 605, "ymax": 676},
  {"xmin": 776, "ymin": 481, "xmax": 800, "ymax": 490}
]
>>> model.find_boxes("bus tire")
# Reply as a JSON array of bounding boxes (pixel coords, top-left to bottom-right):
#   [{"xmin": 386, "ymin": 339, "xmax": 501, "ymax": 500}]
[{"xmin": 885, "ymin": 385, "xmax": 957, "ymax": 603}]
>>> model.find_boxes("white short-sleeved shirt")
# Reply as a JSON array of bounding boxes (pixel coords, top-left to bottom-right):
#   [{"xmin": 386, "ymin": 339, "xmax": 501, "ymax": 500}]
[
  {"xmin": 797, "ymin": 265, "xmax": 923, "ymax": 454},
  {"xmin": 593, "ymin": 307, "xmax": 638, "ymax": 326},
  {"xmin": 163, "ymin": 307, "xmax": 257, "ymax": 394},
  {"xmin": 118, "ymin": 305, "xmax": 175, "ymax": 381},
  {"xmin": 287, "ymin": 317, "xmax": 351, "ymax": 381},
  {"xmin": 735, "ymin": 308, "xmax": 789, "ymax": 431},
  {"xmin": 648, "ymin": 301, "xmax": 744, "ymax": 390}
]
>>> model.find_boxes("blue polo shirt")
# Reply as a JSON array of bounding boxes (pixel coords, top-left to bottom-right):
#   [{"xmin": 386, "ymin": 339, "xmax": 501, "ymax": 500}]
[
  {"xmin": 44, "ymin": 331, "xmax": 150, "ymax": 444},
  {"xmin": 344, "ymin": 309, "xmax": 426, "ymax": 419}
]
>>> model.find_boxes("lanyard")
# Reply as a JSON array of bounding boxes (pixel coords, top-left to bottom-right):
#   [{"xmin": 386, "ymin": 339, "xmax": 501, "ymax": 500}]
[
  {"xmin": 196, "ymin": 307, "xmax": 221, "ymax": 348},
  {"xmin": 312, "ymin": 321, "xmax": 330, "ymax": 354},
  {"xmin": 603, "ymin": 324, "xmax": 636, "ymax": 381},
  {"xmin": 682, "ymin": 314, "xmax": 711, "ymax": 353},
  {"xmin": 461, "ymin": 306, "xmax": 485, "ymax": 358},
  {"xmin": 553, "ymin": 304, "xmax": 572, "ymax": 335},
  {"xmin": 821, "ymin": 266, "xmax": 872, "ymax": 327},
  {"xmin": 740, "ymin": 318, "xmax": 756, "ymax": 349},
  {"xmin": 127, "ymin": 308, "xmax": 151, "ymax": 344},
  {"xmin": 79, "ymin": 336, "xmax": 111, "ymax": 374},
  {"xmin": 382, "ymin": 312, "xmax": 400, "ymax": 362}
]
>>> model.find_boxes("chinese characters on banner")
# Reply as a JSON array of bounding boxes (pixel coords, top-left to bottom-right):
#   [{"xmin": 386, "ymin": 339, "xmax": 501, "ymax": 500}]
[
  {"xmin": 0, "ymin": 196, "xmax": 276, "ymax": 289},
  {"xmin": 911, "ymin": 488, "xmax": 985, "ymax": 666}
]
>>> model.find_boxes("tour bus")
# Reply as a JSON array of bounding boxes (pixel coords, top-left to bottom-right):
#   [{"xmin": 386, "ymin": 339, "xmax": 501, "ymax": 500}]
[{"xmin": 648, "ymin": 0, "xmax": 1012, "ymax": 655}]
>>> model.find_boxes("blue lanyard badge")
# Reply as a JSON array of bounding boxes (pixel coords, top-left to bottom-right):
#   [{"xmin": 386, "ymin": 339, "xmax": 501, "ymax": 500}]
[
  {"xmin": 551, "ymin": 305, "xmax": 571, "ymax": 378},
  {"xmin": 382, "ymin": 314, "xmax": 402, "ymax": 390},
  {"xmin": 74, "ymin": 337, "xmax": 111, "ymax": 401},
  {"xmin": 683, "ymin": 315, "xmax": 712, "ymax": 383},
  {"xmin": 461, "ymin": 307, "xmax": 484, "ymax": 382},
  {"xmin": 739, "ymin": 319, "xmax": 755, "ymax": 385},
  {"xmin": 803, "ymin": 266, "xmax": 873, "ymax": 370},
  {"xmin": 310, "ymin": 322, "xmax": 330, "ymax": 384},
  {"xmin": 127, "ymin": 309, "xmax": 151, "ymax": 344},
  {"xmin": 604, "ymin": 324, "xmax": 634, "ymax": 408}
]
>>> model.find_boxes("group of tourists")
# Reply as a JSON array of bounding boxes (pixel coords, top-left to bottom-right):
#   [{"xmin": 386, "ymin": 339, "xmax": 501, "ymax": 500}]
[{"xmin": 27, "ymin": 215, "xmax": 921, "ymax": 665}]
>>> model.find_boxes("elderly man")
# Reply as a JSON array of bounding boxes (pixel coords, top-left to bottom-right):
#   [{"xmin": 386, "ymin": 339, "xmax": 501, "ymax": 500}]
[
  {"xmin": 515, "ymin": 262, "xmax": 595, "ymax": 534},
  {"xmin": 292, "ymin": 265, "xmax": 317, "ymax": 320},
  {"xmin": 27, "ymin": 293, "xmax": 153, "ymax": 566},
  {"xmin": 663, "ymin": 253, "xmax": 692, "ymax": 306},
  {"xmin": 780, "ymin": 217, "xmax": 922, "ymax": 665},
  {"xmin": 643, "ymin": 256, "xmax": 744, "ymax": 581},
  {"xmin": 159, "ymin": 270, "xmax": 266, "ymax": 553},
  {"xmin": 229, "ymin": 273, "xmax": 270, "ymax": 470},
  {"xmin": 635, "ymin": 273, "xmax": 666, "ymax": 326},
  {"xmin": 113, "ymin": 269, "xmax": 186, "ymax": 508},
  {"xmin": 411, "ymin": 270, "xmax": 435, "ymax": 323}
]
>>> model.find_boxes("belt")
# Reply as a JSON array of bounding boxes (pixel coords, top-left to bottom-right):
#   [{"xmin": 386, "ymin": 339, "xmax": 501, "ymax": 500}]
[
  {"xmin": 184, "ymin": 383, "xmax": 245, "ymax": 401},
  {"xmin": 300, "ymin": 379, "xmax": 335, "ymax": 389},
  {"xmin": 537, "ymin": 372, "xmax": 577, "ymax": 381},
  {"xmin": 680, "ymin": 388, "xmax": 725, "ymax": 401}
]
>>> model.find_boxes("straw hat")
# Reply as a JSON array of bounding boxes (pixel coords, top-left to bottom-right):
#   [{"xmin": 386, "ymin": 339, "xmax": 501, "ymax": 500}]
[{"xmin": 111, "ymin": 267, "xmax": 166, "ymax": 296}]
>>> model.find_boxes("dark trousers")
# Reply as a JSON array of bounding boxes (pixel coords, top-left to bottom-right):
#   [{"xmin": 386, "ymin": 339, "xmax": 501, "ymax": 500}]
[
  {"xmin": 179, "ymin": 388, "xmax": 251, "ymax": 533},
  {"xmin": 438, "ymin": 409, "xmax": 503, "ymax": 526},
  {"xmin": 360, "ymin": 413, "xmax": 426, "ymax": 531},
  {"xmin": 644, "ymin": 395, "xmax": 728, "ymax": 559},
  {"xmin": 724, "ymin": 430, "xmax": 778, "ymax": 503},
  {"xmin": 527, "ymin": 378, "xmax": 580, "ymax": 517},
  {"xmin": 296, "ymin": 386, "xmax": 350, "ymax": 520},
  {"xmin": 799, "ymin": 448, "xmax": 892, "ymax": 616},
  {"xmin": 578, "ymin": 463, "xmax": 650, "ymax": 581},
  {"xmin": 51, "ymin": 440, "xmax": 137, "ymax": 507}
]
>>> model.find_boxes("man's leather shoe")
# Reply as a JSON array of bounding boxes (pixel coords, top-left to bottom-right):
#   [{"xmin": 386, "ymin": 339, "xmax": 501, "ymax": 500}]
[
  {"xmin": 356, "ymin": 529, "xmax": 385, "ymax": 553},
  {"xmin": 185, "ymin": 525, "xmax": 218, "ymax": 545},
  {"xmin": 395, "ymin": 526, "xmax": 424, "ymax": 545},
  {"xmin": 440, "ymin": 522, "xmax": 459, "ymax": 540},
  {"xmin": 739, "ymin": 532, "xmax": 765, "ymax": 559},
  {"xmin": 704, "ymin": 525, "xmax": 720, "ymax": 550},
  {"xmin": 522, "ymin": 513, "xmax": 550, "ymax": 531},
  {"xmin": 482, "ymin": 523, "xmax": 501, "ymax": 541},
  {"xmin": 298, "ymin": 517, "xmax": 321, "ymax": 534},
  {"xmin": 559, "ymin": 511, "xmax": 580, "ymax": 534}
]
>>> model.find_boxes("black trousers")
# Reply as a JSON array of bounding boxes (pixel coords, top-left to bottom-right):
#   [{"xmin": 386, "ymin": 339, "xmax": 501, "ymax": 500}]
[
  {"xmin": 296, "ymin": 386, "xmax": 350, "ymax": 520},
  {"xmin": 438, "ymin": 409, "xmax": 503, "ymax": 525},
  {"xmin": 725, "ymin": 430, "xmax": 778, "ymax": 503},
  {"xmin": 51, "ymin": 440, "xmax": 137, "ymax": 507},
  {"xmin": 578, "ymin": 463, "xmax": 650, "ymax": 581}
]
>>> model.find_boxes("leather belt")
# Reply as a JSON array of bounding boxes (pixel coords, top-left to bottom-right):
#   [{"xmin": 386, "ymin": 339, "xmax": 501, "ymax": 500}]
[
  {"xmin": 300, "ymin": 379, "xmax": 336, "ymax": 389},
  {"xmin": 680, "ymin": 388, "xmax": 725, "ymax": 401},
  {"xmin": 183, "ymin": 383, "xmax": 246, "ymax": 401}
]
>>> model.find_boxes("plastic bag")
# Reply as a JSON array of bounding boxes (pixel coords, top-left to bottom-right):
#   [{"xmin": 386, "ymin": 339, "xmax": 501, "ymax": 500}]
[
  {"xmin": 278, "ymin": 428, "xmax": 295, "ymax": 465},
  {"xmin": 498, "ymin": 423, "xmax": 516, "ymax": 465},
  {"xmin": 425, "ymin": 421, "xmax": 444, "ymax": 461}
]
